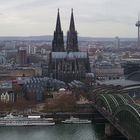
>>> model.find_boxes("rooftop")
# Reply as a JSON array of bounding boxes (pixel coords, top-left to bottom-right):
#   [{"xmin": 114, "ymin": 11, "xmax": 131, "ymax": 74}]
[
  {"xmin": 51, "ymin": 52, "xmax": 88, "ymax": 59},
  {"xmin": 97, "ymin": 79, "xmax": 140, "ymax": 87}
]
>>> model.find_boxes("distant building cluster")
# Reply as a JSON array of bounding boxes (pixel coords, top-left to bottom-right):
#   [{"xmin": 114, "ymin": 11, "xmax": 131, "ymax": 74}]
[
  {"xmin": 0, "ymin": 81, "xmax": 16, "ymax": 103},
  {"xmin": 95, "ymin": 62, "xmax": 124, "ymax": 80},
  {"xmin": 0, "ymin": 91, "xmax": 15, "ymax": 103},
  {"xmin": 0, "ymin": 67, "xmax": 42, "ymax": 81}
]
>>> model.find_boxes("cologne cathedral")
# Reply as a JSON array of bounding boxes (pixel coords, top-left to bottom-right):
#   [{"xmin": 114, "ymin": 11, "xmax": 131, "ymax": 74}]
[{"xmin": 49, "ymin": 9, "xmax": 90, "ymax": 83}]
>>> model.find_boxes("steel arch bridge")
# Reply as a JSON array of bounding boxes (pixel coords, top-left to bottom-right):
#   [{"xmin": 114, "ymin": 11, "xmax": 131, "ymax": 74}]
[{"xmin": 95, "ymin": 94, "xmax": 140, "ymax": 140}]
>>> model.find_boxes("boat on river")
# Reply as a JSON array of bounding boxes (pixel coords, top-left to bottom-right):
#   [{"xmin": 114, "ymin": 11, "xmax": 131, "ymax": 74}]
[
  {"xmin": 62, "ymin": 116, "xmax": 91, "ymax": 124},
  {"xmin": 0, "ymin": 114, "xmax": 55, "ymax": 126}
]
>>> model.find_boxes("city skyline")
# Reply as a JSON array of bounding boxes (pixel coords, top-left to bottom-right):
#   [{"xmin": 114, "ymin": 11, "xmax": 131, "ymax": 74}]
[{"xmin": 0, "ymin": 0, "xmax": 139, "ymax": 37}]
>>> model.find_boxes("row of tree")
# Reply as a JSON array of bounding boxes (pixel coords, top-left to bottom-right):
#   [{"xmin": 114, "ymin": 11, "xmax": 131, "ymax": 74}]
[
  {"xmin": 0, "ymin": 98, "xmax": 36, "ymax": 113},
  {"xmin": 43, "ymin": 94, "xmax": 76, "ymax": 112}
]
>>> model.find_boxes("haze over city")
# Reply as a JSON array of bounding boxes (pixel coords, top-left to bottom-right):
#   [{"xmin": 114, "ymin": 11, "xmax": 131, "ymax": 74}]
[{"xmin": 0, "ymin": 0, "xmax": 139, "ymax": 37}]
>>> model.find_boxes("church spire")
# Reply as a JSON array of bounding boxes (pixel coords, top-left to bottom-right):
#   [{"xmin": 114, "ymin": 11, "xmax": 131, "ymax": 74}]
[
  {"xmin": 52, "ymin": 9, "xmax": 65, "ymax": 52},
  {"xmin": 69, "ymin": 8, "xmax": 75, "ymax": 32},
  {"xmin": 66, "ymin": 9, "xmax": 79, "ymax": 52},
  {"xmin": 55, "ymin": 8, "xmax": 62, "ymax": 32}
]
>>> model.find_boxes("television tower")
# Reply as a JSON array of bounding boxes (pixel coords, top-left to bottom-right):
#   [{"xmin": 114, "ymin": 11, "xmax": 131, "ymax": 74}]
[{"xmin": 136, "ymin": 13, "xmax": 140, "ymax": 48}]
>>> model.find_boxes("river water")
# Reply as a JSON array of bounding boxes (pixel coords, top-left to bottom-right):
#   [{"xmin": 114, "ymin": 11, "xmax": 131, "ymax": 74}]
[{"xmin": 0, "ymin": 124, "xmax": 108, "ymax": 140}]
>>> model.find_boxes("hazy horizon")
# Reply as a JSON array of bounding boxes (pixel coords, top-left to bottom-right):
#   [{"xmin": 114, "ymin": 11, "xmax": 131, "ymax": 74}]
[
  {"xmin": 0, "ymin": 0, "xmax": 139, "ymax": 38},
  {"xmin": 0, "ymin": 35, "xmax": 137, "ymax": 39}
]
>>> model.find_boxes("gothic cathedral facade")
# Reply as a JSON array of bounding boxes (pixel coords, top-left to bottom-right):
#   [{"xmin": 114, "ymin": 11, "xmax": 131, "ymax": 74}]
[{"xmin": 49, "ymin": 9, "xmax": 90, "ymax": 83}]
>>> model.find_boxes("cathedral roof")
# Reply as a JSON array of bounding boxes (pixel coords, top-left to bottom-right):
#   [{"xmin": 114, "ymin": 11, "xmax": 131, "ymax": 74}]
[{"xmin": 51, "ymin": 52, "xmax": 88, "ymax": 59}]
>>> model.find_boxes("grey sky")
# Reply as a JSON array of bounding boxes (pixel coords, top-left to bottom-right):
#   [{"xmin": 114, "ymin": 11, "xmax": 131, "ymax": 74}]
[{"xmin": 0, "ymin": 0, "xmax": 139, "ymax": 37}]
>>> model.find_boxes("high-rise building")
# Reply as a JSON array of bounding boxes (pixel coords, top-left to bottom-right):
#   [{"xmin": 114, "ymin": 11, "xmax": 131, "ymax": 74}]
[
  {"xmin": 16, "ymin": 49, "xmax": 27, "ymax": 65},
  {"xmin": 52, "ymin": 9, "xmax": 65, "ymax": 52},
  {"xmin": 27, "ymin": 45, "xmax": 31, "ymax": 54},
  {"xmin": 66, "ymin": 9, "xmax": 78, "ymax": 52},
  {"xmin": 114, "ymin": 36, "xmax": 120, "ymax": 49},
  {"xmin": 27, "ymin": 45, "xmax": 37, "ymax": 55}
]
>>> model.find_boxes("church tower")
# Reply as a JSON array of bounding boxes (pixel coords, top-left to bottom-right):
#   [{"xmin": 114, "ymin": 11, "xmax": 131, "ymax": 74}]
[
  {"xmin": 52, "ymin": 9, "xmax": 65, "ymax": 52},
  {"xmin": 66, "ymin": 9, "xmax": 79, "ymax": 52}
]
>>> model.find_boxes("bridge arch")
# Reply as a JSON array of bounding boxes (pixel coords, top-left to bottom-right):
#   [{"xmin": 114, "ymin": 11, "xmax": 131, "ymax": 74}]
[
  {"xmin": 108, "ymin": 94, "xmax": 119, "ymax": 107},
  {"xmin": 122, "ymin": 94, "xmax": 135, "ymax": 104},
  {"xmin": 96, "ymin": 94, "xmax": 120, "ymax": 114},
  {"xmin": 111, "ymin": 94, "xmax": 127, "ymax": 105},
  {"xmin": 113, "ymin": 104, "xmax": 140, "ymax": 140},
  {"xmin": 96, "ymin": 94, "xmax": 112, "ymax": 114},
  {"xmin": 96, "ymin": 93, "xmax": 135, "ymax": 115}
]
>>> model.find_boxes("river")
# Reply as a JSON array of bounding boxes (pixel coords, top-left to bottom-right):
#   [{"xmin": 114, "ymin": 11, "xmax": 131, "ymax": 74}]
[{"xmin": 0, "ymin": 124, "xmax": 109, "ymax": 140}]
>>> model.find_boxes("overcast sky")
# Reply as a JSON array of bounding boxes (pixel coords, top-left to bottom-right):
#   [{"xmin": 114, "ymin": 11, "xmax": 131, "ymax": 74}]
[{"xmin": 0, "ymin": 0, "xmax": 139, "ymax": 37}]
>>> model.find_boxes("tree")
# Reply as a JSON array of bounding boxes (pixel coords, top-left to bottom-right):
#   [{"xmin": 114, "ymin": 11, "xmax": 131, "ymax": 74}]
[
  {"xmin": 0, "ymin": 101, "xmax": 8, "ymax": 112},
  {"xmin": 43, "ymin": 102, "xmax": 58, "ymax": 112},
  {"xmin": 13, "ymin": 98, "xmax": 30, "ymax": 113},
  {"xmin": 26, "ymin": 92, "xmax": 37, "ymax": 111},
  {"xmin": 56, "ymin": 94, "xmax": 76, "ymax": 112},
  {"xmin": 13, "ymin": 83, "xmax": 22, "ymax": 93},
  {"xmin": 43, "ymin": 94, "xmax": 76, "ymax": 112},
  {"xmin": 0, "ymin": 101, "xmax": 14, "ymax": 112}
]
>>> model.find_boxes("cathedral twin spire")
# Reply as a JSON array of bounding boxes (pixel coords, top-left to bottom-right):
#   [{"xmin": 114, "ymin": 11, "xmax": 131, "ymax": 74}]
[
  {"xmin": 52, "ymin": 9, "xmax": 78, "ymax": 52},
  {"xmin": 52, "ymin": 9, "xmax": 64, "ymax": 52},
  {"xmin": 55, "ymin": 9, "xmax": 62, "ymax": 33},
  {"xmin": 67, "ymin": 8, "xmax": 78, "ymax": 52}
]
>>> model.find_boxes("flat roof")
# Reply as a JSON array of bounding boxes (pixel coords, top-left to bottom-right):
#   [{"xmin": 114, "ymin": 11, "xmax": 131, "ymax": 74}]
[
  {"xmin": 97, "ymin": 79, "xmax": 140, "ymax": 87},
  {"xmin": 123, "ymin": 85, "xmax": 140, "ymax": 90},
  {"xmin": 52, "ymin": 52, "xmax": 88, "ymax": 59}
]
